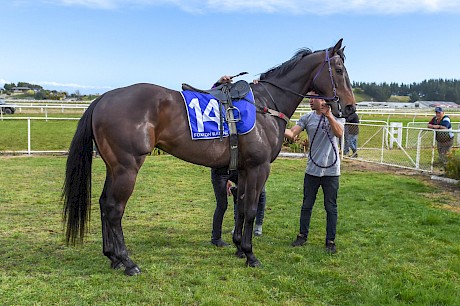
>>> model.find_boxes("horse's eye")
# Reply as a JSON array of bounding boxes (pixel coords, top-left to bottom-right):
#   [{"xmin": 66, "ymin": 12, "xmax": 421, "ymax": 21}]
[{"xmin": 336, "ymin": 69, "xmax": 343, "ymax": 74}]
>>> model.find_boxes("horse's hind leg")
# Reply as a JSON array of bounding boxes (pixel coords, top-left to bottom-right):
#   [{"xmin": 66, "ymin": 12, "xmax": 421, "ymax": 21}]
[
  {"xmin": 99, "ymin": 172, "xmax": 122, "ymax": 269},
  {"xmin": 100, "ymin": 157, "xmax": 146, "ymax": 276}
]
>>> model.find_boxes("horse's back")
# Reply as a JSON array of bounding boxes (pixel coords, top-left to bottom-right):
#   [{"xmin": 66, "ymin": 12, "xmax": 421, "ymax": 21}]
[
  {"xmin": 92, "ymin": 84, "xmax": 180, "ymax": 159},
  {"xmin": 91, "ymin": 83, "xmax": 231, "ymax": 167}
]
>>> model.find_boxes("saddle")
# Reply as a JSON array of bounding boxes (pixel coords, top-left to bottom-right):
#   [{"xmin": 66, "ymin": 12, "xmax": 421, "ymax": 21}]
[
  {"xmin": 182, "ymin": 80, "xmax": 251, "ymax": 172},
  {"xmin": 182, "ymin": 80, "xmax": 250, "ymax": 102}
]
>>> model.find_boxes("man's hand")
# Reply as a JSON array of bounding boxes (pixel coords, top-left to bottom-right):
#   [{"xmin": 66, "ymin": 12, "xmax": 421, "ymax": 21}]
[
  {"xmin": 226, "ymin": 180, "xmax": 234, "ymax": 196},
  {"xmin": 320, "ymin": 102, "xmax": 332, "ymax": 118},
  {"xmin": 219, "ymin": 75, "xmax": 233, "ymax": 84}
]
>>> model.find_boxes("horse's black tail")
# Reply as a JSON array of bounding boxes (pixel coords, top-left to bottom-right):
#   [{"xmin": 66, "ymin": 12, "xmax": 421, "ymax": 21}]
[{"xmin": 62, "ymin": 96, "xmax": 103, "ymax": 245}]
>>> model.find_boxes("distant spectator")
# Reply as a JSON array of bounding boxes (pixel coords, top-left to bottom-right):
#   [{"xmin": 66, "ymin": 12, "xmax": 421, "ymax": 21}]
[
  {"xmin": 427, "ymin": 107, "xmax": 454, "ymax": 164},
  {"xmin": 344, "ymin": 112, "xmax": 359, "ymax": 157}
]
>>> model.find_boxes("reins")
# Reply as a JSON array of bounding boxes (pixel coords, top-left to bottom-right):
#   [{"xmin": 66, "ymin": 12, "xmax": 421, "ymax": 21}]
[{"xmin": 308, "ymin": 114, "xmax": 338, "ymax": 169}]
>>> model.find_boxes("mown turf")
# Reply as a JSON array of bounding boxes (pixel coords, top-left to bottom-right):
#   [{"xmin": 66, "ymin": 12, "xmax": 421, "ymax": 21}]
[{"xmin": 0, "ymin": 156, "xmax": 459, "ymax": 305}]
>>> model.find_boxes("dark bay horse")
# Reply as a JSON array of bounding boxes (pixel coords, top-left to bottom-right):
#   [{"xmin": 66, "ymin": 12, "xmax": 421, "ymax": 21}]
[{"xmin": 62, "ymin": 39, "xmax": 356, "ymax": 275}]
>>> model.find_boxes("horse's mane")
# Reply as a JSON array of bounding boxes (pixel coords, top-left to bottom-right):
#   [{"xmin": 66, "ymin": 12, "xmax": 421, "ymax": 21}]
[
  {"xmin": 259, "ymin": 48, "xmax": 314, "ymax": 80},
  {"xmin": 259, "ymin": 46, "xmax": 346, "ymax": 80}
]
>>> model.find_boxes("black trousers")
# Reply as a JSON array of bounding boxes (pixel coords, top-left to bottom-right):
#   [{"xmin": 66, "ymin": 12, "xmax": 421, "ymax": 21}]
[{"xmin": 211, "ymin": 168, "xmax": 266, "ymax": 240}]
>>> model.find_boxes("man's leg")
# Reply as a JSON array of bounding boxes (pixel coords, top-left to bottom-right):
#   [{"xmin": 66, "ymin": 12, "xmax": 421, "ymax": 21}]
[
  {"xmin": 322, "ymin": 175, "xmax": 339, "ymax": 252},
  {"xmin": 211, "ymin": 169, "xmax": 230, "ymax": 246},
  {"xmin": 254, "ymin": 187, "xmax": 266, "ymax": 236},
  {"xmin": 343, "ymin": 127, "xmax": 350, "ymax": 155},
  {"xmin": 292, "ymin": 174, "xmax": 320, "ymax": 246},
  {"xmin": 437, "ymin": 138, "xmax": 454, "ymax": 164},
  {"xmin": 350, "ymin": 134, "xmax": 358, "ymax": 155}
]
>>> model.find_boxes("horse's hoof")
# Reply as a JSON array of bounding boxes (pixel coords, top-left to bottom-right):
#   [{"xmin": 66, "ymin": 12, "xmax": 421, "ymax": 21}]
[
  {"xmin": 246, "ymin": 259, "xmax": 262, "ymax": 268},
  {"xmin": 235, "ymin": 250, "xmax": 246, "ymax": 258},
  {"xmin": 124, "ymin": 265, "xmax": 141, "ymax": 276},
  {"xmin": 111, "ymin": 261, "xmax": 124, "ymax": 270}
]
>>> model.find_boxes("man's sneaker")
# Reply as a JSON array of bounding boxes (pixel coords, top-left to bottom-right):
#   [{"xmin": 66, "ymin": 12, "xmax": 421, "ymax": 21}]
[
  {"xmin": 254, "ymin": 224, "xmax": 263, "ymax": 236},
  {"xmin": 325, "ymin": 240, "xmax": 336, "ymax": 253},
  {"xmin": 211, "ymin": 238, "xmax": 229, "ymax": 247},
  {"xmin": 230, "ymin": 186, "xmax": 237, "ymax": 197},
  {"xmin": 291, "ymin": 234, "xmax": 307, "ymax": 247}
]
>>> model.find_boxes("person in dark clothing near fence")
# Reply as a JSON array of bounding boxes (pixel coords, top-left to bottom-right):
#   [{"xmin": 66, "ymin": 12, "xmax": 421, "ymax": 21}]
[
  {"xmin": 344, "ymin": 111, "xmax": 359, "ymax": 157},
  {"xmin": 428, "ymin": 107, "xmax": 454, "ymax": 165}
]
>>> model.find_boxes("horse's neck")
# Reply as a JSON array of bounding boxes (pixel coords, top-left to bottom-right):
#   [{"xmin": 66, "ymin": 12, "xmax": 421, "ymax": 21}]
[
  {"xmin": 268, "ymin": 58, "xmax": 319, "ymax": 118},
  {"xmin": 268, "ymin": 78, "xmax": 313, "ymax": 119}
]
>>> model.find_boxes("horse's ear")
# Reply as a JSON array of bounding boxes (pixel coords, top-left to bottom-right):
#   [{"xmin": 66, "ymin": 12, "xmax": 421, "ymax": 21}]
[
  {"xmin": 338, "ymin": 46, "xmax": 346, "ymax": 60},
  {"xmin": 332, "ymin": 39, "xmax": 343, "ymax": 53}
]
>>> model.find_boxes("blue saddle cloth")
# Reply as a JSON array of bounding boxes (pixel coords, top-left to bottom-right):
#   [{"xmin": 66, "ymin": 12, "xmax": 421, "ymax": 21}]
[{"xmin": 181, "ymin": 89, "xmax": 256, "ymax": 140}]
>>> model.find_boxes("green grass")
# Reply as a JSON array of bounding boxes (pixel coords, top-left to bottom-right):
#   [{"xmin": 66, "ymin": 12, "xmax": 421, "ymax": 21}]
[
  {"xmin": 0, "ymin": 119, "xmax": 78, "ymax": 151},
  {"xmin": 0, "ymin": 156, "xmax": 459, "ymax": 305}
]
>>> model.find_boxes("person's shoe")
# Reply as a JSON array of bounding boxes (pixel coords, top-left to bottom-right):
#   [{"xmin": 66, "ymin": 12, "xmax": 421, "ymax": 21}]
[
  {"xmin": 291, "ymin": 234, "xmax": 307, "ymax": 247},
  {"xmin": 254, "ymin": 224, "xmax": 263, "ymax": 236},
  {"xmin": 325, "ymin": 240, "xmax": 336, "ymax": 253},
  {"xmin": 211, "ymin": 238, "xmax": 229, "ymax": 247},
  {"xmin": 230, "ymin": 186, "xmax": 237, "ymax": 197},
  {"xmin": 351, "ymin": 152, "xmax": 358, "ymax": 158}
]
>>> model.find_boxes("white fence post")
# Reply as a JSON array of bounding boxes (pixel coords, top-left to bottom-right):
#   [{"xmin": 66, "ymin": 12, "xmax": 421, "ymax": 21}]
[
  {"xmin": 388, "ymin": 122, "xmax": 403, "ymax": 149},
  {"xmin": 27, "ymin": 118, "xmax": 31, "ymax": 155}
]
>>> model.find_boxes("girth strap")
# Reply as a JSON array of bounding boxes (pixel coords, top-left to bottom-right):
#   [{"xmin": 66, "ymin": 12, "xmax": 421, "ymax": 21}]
[
  {"xmin": 220, "ymin": 85, "xmax": 239, "ymax": 171},
  {"xmin": 259, "ymin": 106, "xmax": 290, "ymax": 124}
]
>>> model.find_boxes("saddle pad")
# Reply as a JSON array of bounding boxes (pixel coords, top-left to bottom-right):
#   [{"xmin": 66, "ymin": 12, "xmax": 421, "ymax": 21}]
[{"xmin": 181, "ymin": 89, "xmax": 256, "ymax": 140}]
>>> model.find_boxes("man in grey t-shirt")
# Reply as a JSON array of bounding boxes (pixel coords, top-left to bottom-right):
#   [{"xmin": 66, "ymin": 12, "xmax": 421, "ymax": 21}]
[{"xmin": 285, "ymin": 92, "xmax": 345, "ymax": 253}]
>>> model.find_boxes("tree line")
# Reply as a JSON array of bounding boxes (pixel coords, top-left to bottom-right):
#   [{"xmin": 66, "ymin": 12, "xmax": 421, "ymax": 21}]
[
  {"xmin": 1, "ymin": 82, "xmax": 97, "ymax": 101},
  {"xmin": 4, "ymin": 79, "xmax": 460, "ymax": 104},
  {"xmin": 352, "ymin": 79, "xmax": 460, "ymax": 103}
]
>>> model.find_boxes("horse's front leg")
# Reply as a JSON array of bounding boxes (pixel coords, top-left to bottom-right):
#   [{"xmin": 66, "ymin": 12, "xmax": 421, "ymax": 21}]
[
  {"xmin": 241, "ymin": 195, "xmax": 260, "ymax": 267},
  {"xmin": 235, "ymin": 165, "xmax": 269, "ymax": 267},
  {"xmin": 233, "ymin": 185, "xmax": 246, "ymax": 259}
]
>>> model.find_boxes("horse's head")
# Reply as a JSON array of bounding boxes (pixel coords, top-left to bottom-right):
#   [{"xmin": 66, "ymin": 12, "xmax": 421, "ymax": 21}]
[{"xmin": 311, "ymin": 39, "xmax": 356, "ymax": 118}]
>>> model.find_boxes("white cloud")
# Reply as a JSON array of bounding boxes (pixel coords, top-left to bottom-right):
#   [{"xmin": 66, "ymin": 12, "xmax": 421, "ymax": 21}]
[
  {"xmin": 32, "ymin": 81, "xmax": 113, "ymax": 91},
  {"xmin": 44, "ymin": 0, "xmax": 460, "ymax": 14}
]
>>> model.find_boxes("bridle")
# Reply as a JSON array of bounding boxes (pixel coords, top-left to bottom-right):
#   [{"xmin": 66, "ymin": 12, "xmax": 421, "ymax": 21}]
[
  {"xmin": 257, "ymin": 48, "xmax": 342, "ymax": 115},
  {"xmin": 258, "ymin": 48, "xmax": 344, "ymax": 168}
]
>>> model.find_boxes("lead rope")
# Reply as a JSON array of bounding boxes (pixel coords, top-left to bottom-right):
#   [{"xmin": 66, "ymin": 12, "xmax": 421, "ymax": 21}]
[{"xmin": 308, "ymin": 114, "xmax": 338, "ymax": 169}]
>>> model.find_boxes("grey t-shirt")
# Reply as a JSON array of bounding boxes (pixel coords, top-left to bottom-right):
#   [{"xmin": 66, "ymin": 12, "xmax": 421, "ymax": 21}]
[{"xmin": 296, "ymin": 111, "xmax": 345, "ymax": 177}]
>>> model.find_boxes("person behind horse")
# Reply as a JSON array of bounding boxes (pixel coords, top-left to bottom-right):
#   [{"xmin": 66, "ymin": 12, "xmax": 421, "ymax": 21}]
[
  {"xmin": 343, "ymin": 111, "xmax": 359, "ymax": 157},
  {"xmin": 285, "ymin": 91, "xmax": 345, "ymax": 253},
  {"xmin": 210, "ymin": 75, "xmax": 266, "ymax": 247},
  {"xmin": 427, "ymin": 107, "xmax": 454, "ymax": 165},
  {"xmin": 210, "ymin": 167, "xmax": 266, "ymax": 247}
]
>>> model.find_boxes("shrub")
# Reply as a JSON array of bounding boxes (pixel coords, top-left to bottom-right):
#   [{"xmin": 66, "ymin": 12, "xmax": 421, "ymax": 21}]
[{"xmin": 445, "ymin": 149, "xmax": 460, "ymax": 180}]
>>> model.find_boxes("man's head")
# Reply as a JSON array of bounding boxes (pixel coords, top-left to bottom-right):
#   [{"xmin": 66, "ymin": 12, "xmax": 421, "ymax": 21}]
[
  {"xmin": 308, "ymin": 91, "xmax": 326, "ymax": 111},
  {"xmin": 435, "ymin": 106, "xmax": 444, "ymax": 119}
]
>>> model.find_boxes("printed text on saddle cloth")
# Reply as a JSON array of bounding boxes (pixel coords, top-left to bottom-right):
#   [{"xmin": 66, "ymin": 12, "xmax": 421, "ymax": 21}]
[{"xmin": 181, "ymin": 90, "xmax": 256, "ymax": 140}]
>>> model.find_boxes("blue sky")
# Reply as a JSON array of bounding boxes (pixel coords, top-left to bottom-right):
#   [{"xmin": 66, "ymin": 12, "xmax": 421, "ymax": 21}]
[{"xmin": 1, "ymin": 0, "xmax": 459, "ymax": 94}]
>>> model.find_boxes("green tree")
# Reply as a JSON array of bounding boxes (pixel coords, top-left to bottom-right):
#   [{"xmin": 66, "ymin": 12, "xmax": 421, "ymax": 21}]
[
  {"xmin": 409, "ymin": 91, "xmax": 420, "ymax": 102},
  {"xmin": 3, "ymin": 83, "xmax": 16, "ymax": 91}
]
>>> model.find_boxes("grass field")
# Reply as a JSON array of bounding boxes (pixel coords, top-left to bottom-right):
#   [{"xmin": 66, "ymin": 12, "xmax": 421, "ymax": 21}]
[{"xmin": 0, "ymin": 156, "xmax": 459, "ymax": 305}]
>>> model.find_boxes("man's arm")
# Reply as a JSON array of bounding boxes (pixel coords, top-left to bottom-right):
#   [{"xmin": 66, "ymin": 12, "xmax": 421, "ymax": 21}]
[
  {"xmin": 321, "ymin": 104, "xmax": 344, "ymax": 137},
  {"xmin": 285, "ymin": 125, "xmax": 303, "ymax": 140},
  {"xmin": 428, "ymin": 120, "xmax": 447, "ymax": 130}
]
